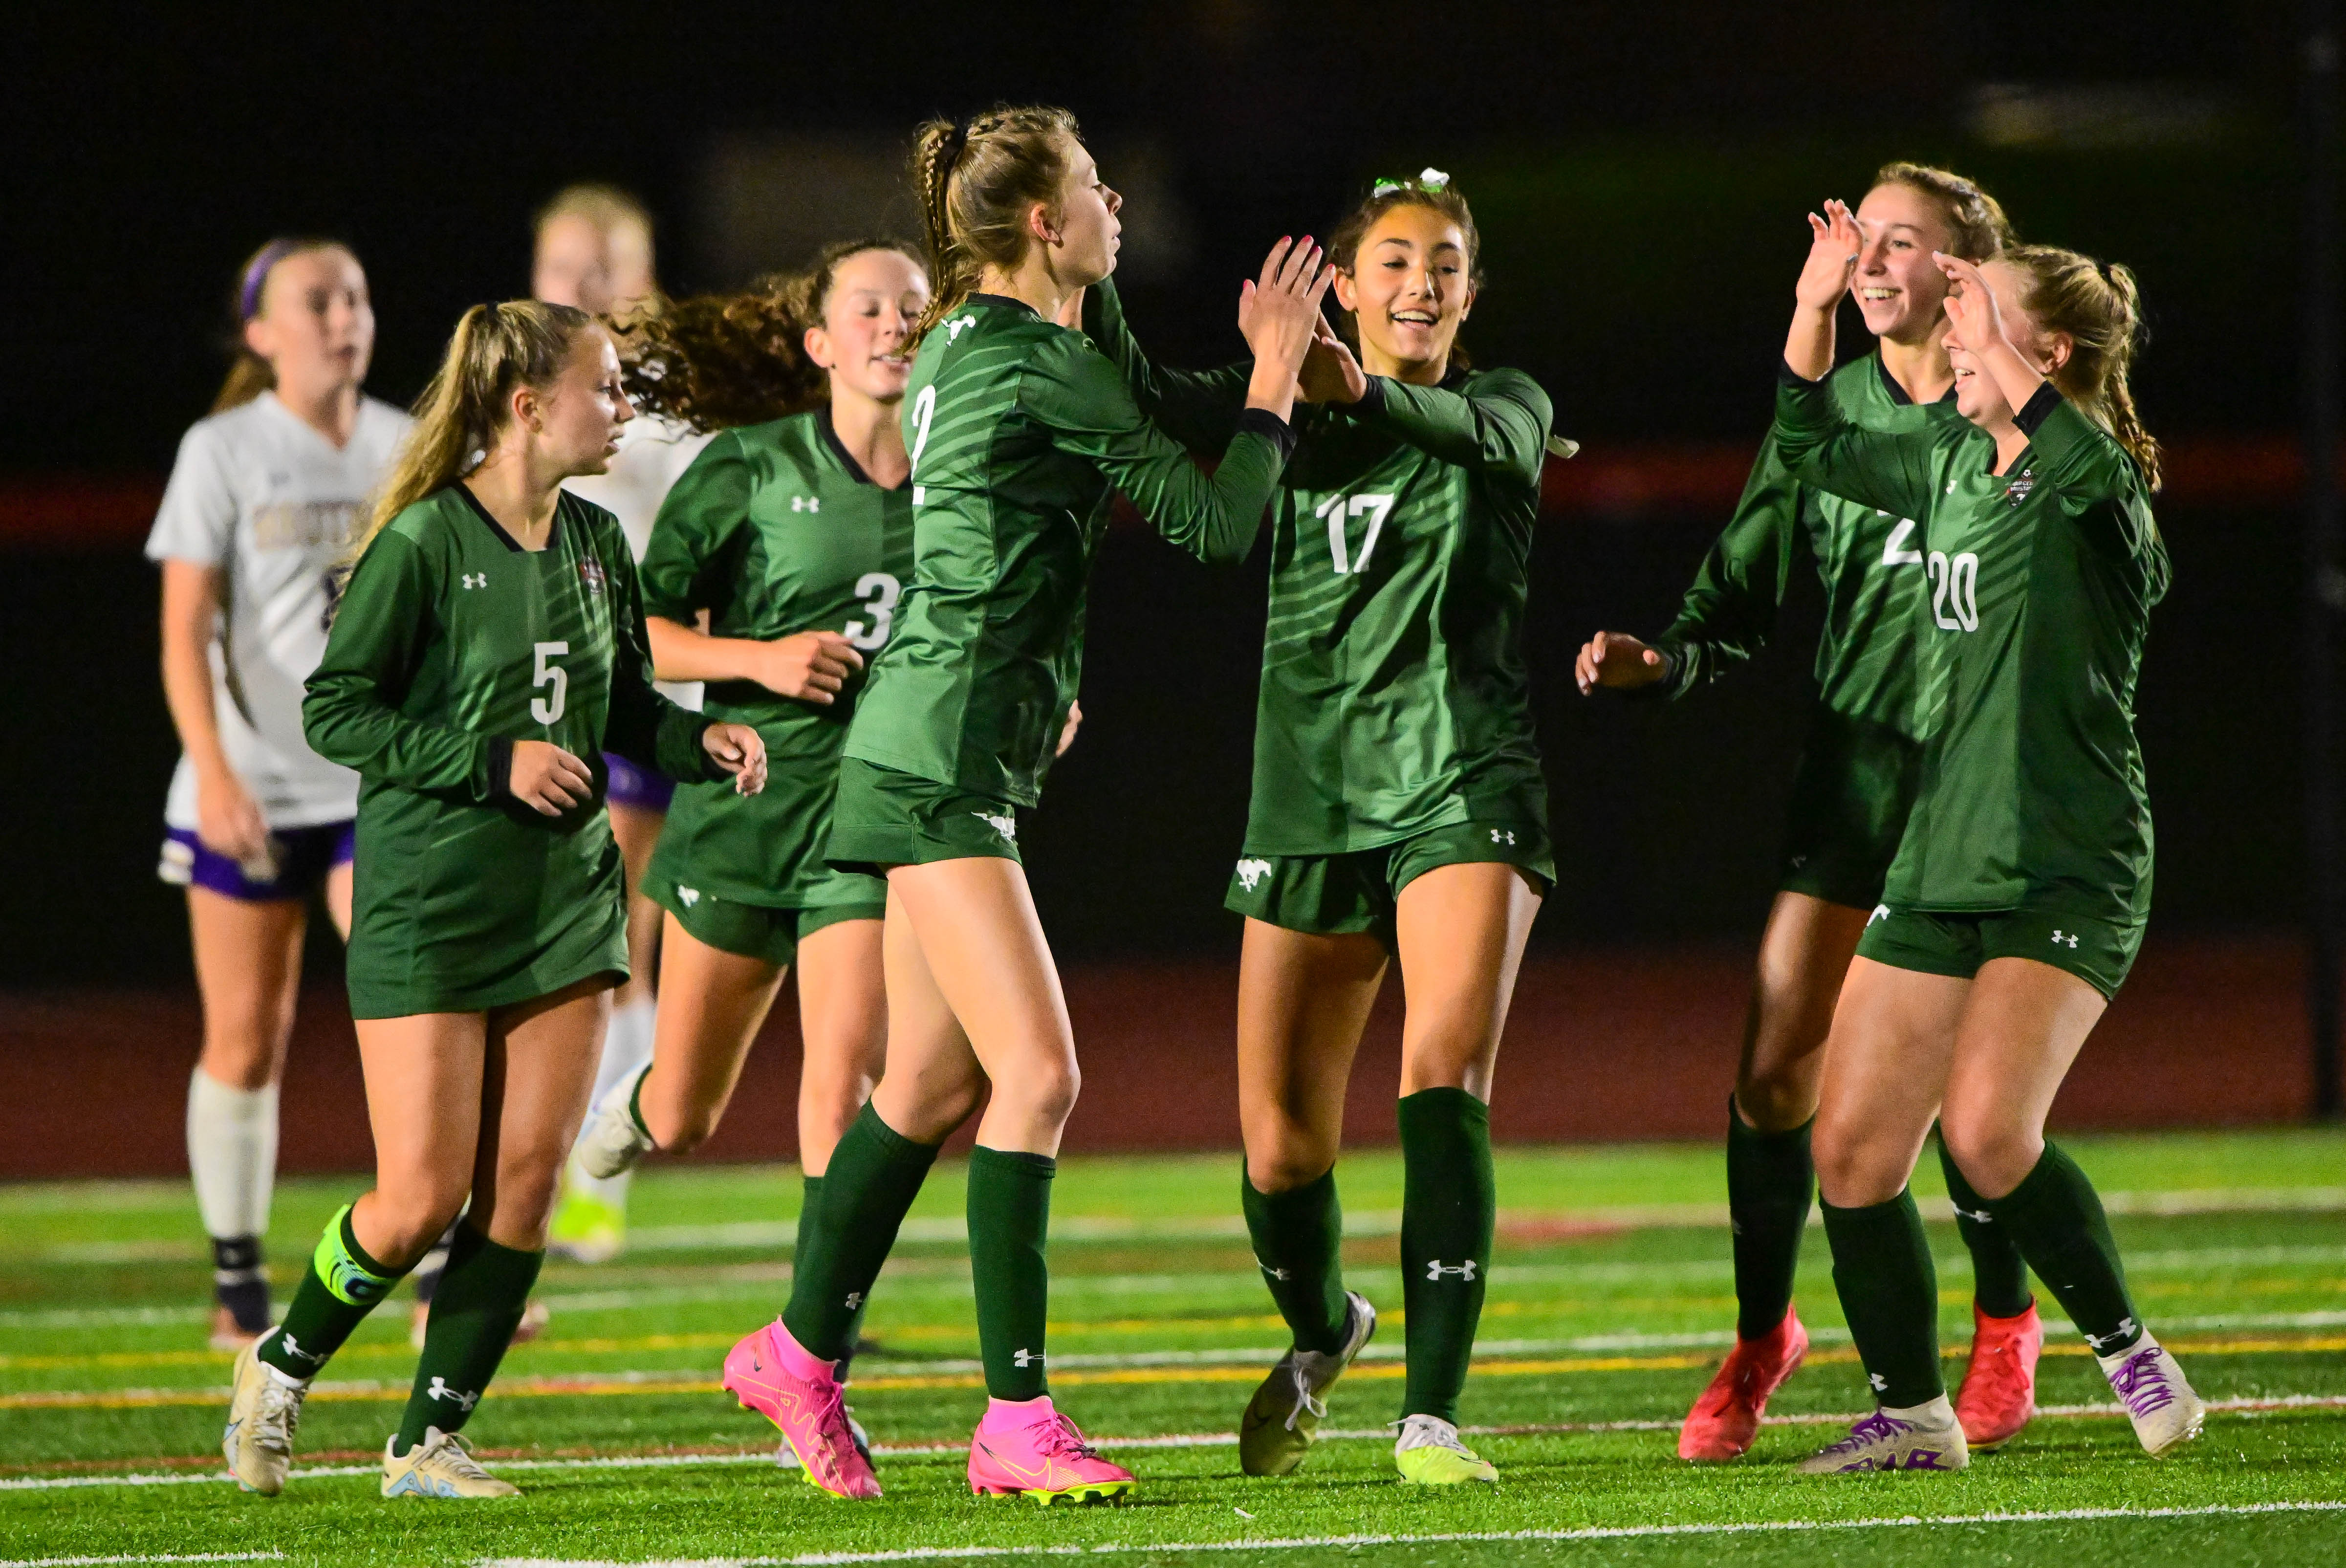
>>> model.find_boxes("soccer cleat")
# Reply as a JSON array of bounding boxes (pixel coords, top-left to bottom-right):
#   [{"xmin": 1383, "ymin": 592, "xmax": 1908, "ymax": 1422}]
[
  {"xmin": 546, "ymin": 1181, "xmax": 626, "ymax": 1264},
  {"xmin": 722, "ymin": 1319, "xmax": 881, "ymax": 1499},
  {"xmin": 1392, "ymin": 1414, "xmax": 1499, "ymax": 1484},
  {"xmin": 1796, "ymin": 1398, "xmax": 1969, "ymax": 1474},
  {"xmin": 576, "ymin": 1062, "xmax": 657, "ymax": 1180},
  {"xmin": 1953, "ymin": 1301, "xmax": 2042, "ymax": 1450},
  {"xmin": 221, "ymin": 1336, "xmax": 308, "ymax": 1496},
  {"xmin": 209, "ymin": 1305, "xmax": 265, "ymax": 1354},
  {"xmin": 968, "ymin": 1399, "xmax": 1135, "ymax": 1505},
  {"xmin": 2099, "ymin": 1335, "xmax": 2206, "ymax": 1457},
  {"xmin": 410, "ymin": 1296, "xmax": 549, "ymax": 1352},
  {"xmin": 1677, "ymin": 1306, "xmax": 1810, "ymax": 1461},
  {"xmin": 777, "ymin": 1410, "xmax": 872, "ymax": 1470},
  {"xmin": 380, "ymin": 1426, "xmax": 519, "ymax": 1499},
  {"xmin": 1239, "ymin": 1290, "xmax": 1378, "ymax": 1477}
]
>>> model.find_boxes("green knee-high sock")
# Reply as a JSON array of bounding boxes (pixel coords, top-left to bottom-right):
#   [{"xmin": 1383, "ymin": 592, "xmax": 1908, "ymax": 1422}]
[
  {"xmin": 1937, "ymin": 1132, "xmax": 2034, "ymax": 1318},
  {"xmin": 1821, "ymin": 1191, "xmax": 1943, "ymax": 1408},
  {"xmin": 396, "ymin": 1223, "xmax": 542, "ymax": 1453},
  {"xmin": 797, "ymin": 1174, "xmax": 869, "ymax": 1373},
  {"xmin": 782, "ymin": 1106, "xmax": 939, "ymax": 1363},
  {"xmin": 259, "ymin": 1202, "xmax": 409, "ymax": 1380},
  {"xmin": 967, "ymin": 1146, "xmax": 1055, "ymax": 1401},
  {"xmin": 1982, "ymin": 1142, "xmax": 2142, "ymax": 1354},
  {"xmin": 1240, "ymin": 1164, "xmax": 1349, "ymax": 1355},
  {"xmin": 1398, "ymin": 1088, "xmax": 1494, "ymax": 1424},
  {"xmin": 1725, "ymin": 1096, "xmax": 1813, "ymax": 1340}
]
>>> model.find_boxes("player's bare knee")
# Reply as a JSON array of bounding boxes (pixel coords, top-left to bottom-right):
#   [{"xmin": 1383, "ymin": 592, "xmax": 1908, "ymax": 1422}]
[
  {"xmin": 1245, "ymin": 1145, "xmax": 1333, "ymax": 1195},
  {"xmin": 1939, "ymin": 1112, "xmax": 2039, "ymax": 1199},
  {"xmin": 1811, "ymin": 1117, "xmax": 1906, "ymax": 1208}
]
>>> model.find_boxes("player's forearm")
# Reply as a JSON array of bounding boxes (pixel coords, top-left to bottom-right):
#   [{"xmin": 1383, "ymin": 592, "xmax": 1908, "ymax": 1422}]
[
  {"xmin": 1351, "ymin": 377, "xmax": 1550, "ymax": 481},
  {"xmin": 646, "ymin": 616, "xmax": 761, "ymax": 684},
  {"xmin": 1783, "ymin": 304, "xmax": 1836, "ymax": 383},
  {"xmin": 160, "ymin": 632, "xmax": 234, "ymax": 777}
]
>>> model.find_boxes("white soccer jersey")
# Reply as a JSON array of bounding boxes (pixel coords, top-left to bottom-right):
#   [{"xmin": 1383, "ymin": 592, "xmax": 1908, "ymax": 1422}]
[
  {"xmin": 566, "ymin": 413, "xmax": 714, "ymax": 710},
  {"xmin": 147, "ymin": 392, "xmax": 413, "ymax": 830}
]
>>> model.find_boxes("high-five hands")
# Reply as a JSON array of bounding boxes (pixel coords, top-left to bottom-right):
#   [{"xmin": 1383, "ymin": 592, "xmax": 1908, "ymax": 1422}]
[{"xmin": 1239, "ymin": 237, "xmax": 1338, "ymax": 422}]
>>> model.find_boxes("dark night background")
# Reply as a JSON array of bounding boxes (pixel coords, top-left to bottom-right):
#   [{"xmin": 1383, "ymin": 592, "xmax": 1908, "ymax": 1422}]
[{"xmin": 0, "ymin": 1, "xmax": 2322, "ymax": 986}]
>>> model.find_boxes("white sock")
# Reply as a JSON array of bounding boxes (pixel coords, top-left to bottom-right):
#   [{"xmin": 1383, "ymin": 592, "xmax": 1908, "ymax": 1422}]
[
  {"xmin": 187, "ymin": 1067, "xmax": 279, "ymax": 1240},
  {"xmin": 585, "ymin": 997, "xmax": 657, "ymax": 1136}
]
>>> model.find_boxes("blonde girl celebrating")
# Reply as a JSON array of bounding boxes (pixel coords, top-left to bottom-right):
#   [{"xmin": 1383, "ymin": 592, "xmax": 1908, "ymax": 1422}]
[{"xmin": 219, "ymin": 301, "xmax": 764, "ymax": 1501}]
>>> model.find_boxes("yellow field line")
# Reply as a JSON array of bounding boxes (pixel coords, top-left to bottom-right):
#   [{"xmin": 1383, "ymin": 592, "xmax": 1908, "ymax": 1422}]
[{"xmin": 9, "ymin": 1332, "xmax": 2343, "ymax": 1412}]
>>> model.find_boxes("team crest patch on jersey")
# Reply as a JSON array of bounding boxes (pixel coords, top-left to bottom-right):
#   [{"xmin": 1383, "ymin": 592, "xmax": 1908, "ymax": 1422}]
[
  {"xmin": 1235, "ymin": 857, "xmax": 1273, "ymax": 891},
  {"xmin": 2003, "ymin": 468, "xmax": 2037, "ymax": 508},
  {"xmin": 578, "ymin": 554, "xmax": 608, "ymax": 596}
]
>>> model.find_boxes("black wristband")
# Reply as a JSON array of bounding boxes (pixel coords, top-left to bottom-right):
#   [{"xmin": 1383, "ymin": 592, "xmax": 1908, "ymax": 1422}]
[
  {"xmin": 2013, "ymin": 381, "xmax": 2063, "ymax": 437},
  {"xmin": 1777, "ymin": 357, "xmax": 1825, "ymax": 387},
  {"xmin": 1235, "ymin": 406, "xmax": 1298, "ymax": 463},
  {"xmin": 485, "ymin": 736, "xmax": 515, "ymax": 804}
]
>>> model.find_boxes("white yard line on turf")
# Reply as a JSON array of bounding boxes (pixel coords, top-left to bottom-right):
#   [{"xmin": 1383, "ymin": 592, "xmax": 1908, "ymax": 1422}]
[
  {"xmin": 473, "ymin": 1501, "xmax": 2346, "ymax": 1567},
  {"xmin": 9, "ymin": 1394, "xmax": 2343, "ymax": 1492}
]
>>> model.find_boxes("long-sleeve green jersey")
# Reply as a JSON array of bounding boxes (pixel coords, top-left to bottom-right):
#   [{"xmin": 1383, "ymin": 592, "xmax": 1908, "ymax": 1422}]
[
  {"xmin": 1085, "ymin": 281, "xmax": 1551, "ymax": 854},
  {"xmin": 1773, "ymin": 373, "xmax": 2169, "ymax": 916},
  {"xmin": 637, "ymin": 408, "xmax": 915, "ymax": 906},
  {"xmin": 1656, "ymin": 354, "xmax": 1958, "ymax": 731},
  {"xmin": 304, "ymin": 485, "xmax": 717, "ymax": 1018},
  {"xmin": 842, "ymin": 292, "xmax": 1292, "ymax": 806}
]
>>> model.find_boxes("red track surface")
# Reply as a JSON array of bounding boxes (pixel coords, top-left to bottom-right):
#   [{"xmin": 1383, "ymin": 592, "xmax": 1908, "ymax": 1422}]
[{"xmin": 0, "ymin": 935, "xmax": 2314, "ymax": 1180}]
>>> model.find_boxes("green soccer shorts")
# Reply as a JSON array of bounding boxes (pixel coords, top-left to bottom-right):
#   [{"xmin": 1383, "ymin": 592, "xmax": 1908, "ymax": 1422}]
[
  {"xmin": 1778, "ymin": 707, "xmax": 1922, "ymax": 911},
  {"xmin": 1856, "ymin": 901, "xmax": 2147, "ymax": 1000},
  {"xmin": 644, "ymin": 863, "xmax": 885, "ymax": 968},
  {"xmin": 824, "ymin": 756, "xmax": 1023, "ymax": 874},
  {"xmin": 1225, "ymin": 818, "xmax": 1555, "ymax": 952}
]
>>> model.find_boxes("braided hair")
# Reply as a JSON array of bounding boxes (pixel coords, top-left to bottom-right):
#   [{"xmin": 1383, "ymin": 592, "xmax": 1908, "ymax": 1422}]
[{"xmin": 905, "ymin": 105, "xmax": 1080, "ymax": 349}]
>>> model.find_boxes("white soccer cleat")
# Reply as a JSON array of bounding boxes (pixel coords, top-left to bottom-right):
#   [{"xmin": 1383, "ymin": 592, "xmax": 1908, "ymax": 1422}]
[
  {"xmin": 1795, "ymin": 1397, "xmax": 1969, "ymax": 1475},
  {"xmin": 381, "ymin": 1426, "xmax": 519, "ymax": 1499},
  {"xmin": 2099, "ymin": 1334, "xmax": 2206, "ymax": 1457},
  {"xmin": 576, "ymin": 1061, "xmax": 657, "ymax": 1180},
  {"xmin": 1239, "ymin": 1290, "xmax": 1378, "ymax": 1477},
  {"xmin": 222, "ymin": 1336, "xmax": 308, "ymax": 1496}
]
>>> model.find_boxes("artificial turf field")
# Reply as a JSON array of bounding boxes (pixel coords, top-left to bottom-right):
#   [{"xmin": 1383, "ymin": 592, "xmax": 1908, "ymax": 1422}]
[{"xmin": 4, "ymin": 1130, "xmax": 2343, "ymax": 1567}]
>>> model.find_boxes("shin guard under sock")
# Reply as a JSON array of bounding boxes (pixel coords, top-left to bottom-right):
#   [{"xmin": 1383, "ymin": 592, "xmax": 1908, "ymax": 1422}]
[
  {"xmin": 260, "ymin": 1202, "xmax": 408, "ymax": 1380},
  {"xmin": 1821, "ymin": 1190, "xmax": 1943, "ymax": 1408},
  {"xmin": 395, "ymin": 1224, "xmax": 542, "ymax": 1453},
  {"xmin": 1240, "ymin": 1164, "xmax": 1350, "ymax": 1355},
  {"xmin": 1983, "ymin": 1142, "xmax": 2142, "ymax": 1354},
  {"xmin": 1725, "ymin": 1096, "xmax": 1813, "ymax": 1340},
  {"xmin": 1937, "ymin": 1133, "xmax": 2034, "ymax": 1318},
  {"xmin": 967, "ymin": 1146, "xmax": 1055, "ymax": 1402},
  {"xmin": 781, "ymin": 1105, "xmax": 938, "ymax": 1363},
  {"xmin": 1398, "ymin": 1087, "xmax": 1494, "ymax": 1423}
]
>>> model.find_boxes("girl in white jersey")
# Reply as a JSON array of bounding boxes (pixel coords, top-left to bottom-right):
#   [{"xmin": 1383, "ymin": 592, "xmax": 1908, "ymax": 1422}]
[{"xmin": 150, "ymin": 239, "xmax": 412, "ymax": 1350}]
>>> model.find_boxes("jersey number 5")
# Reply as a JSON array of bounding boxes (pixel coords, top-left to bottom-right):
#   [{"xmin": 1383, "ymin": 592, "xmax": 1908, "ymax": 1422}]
[
  {"xmin": 531, "ymin": 640, "xmax": 569, "ymax": 725},
  {"xmin": 842, "ymin": 573, "xmax": 902, "ymax": 652},
  {"xmin": 1315, "ymin": 493, "xmax": 1397, "ymax": 576}
]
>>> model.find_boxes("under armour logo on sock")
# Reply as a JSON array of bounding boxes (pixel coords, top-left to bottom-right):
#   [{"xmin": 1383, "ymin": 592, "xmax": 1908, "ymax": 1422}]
[
  {"xmin": 1955, "ymin": 1206, "xmax": 1994, "ymax": 1224},
  {"xmin": 1257, "ymin": 1258, "xmax": 1292, "ymax": 1281},
  {"xmin": 1869, "ymin": 1372, "xmax": 1889, "ymax": 1392},
  {"xmin": 2087, "ymin": 1318, "xmax": 2140, "ymax": 1353},
  {"xmin": 426, "ymin": 1376, "xmax": 481, "ymax": 1413},
  {"xmin": 273, "ymin": 1330, "xmax": 322, "ymax": 1368},
  {"xmin": 1425, "ymin": 1259, "xmax": 1478, "ymax": 1282},
  {"xmin": 845, "ymin": 1291, "xmax": 865, "ymax": 1310},
  {"xmin": 1013, "ymin": 1349, "xmax": 1043, "ymax": 1368}
]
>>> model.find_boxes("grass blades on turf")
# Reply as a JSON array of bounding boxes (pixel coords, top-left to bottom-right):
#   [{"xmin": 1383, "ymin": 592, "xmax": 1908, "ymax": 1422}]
[{"xmin": 1, "ymin": 1128, "xmax": 2342, "ymax": 1566}]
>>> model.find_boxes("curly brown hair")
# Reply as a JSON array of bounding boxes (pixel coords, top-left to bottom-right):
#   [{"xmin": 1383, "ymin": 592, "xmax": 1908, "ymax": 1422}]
[{"xmin": 617, "ymin": 239, "xmax": 925, "ymax": 433}]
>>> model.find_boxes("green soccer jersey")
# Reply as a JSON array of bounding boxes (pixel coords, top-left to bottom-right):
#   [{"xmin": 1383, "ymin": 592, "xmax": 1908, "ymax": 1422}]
[
  {"xmin": 843, "ymin": 292, "xmax": 1293, "ymax": 807},
  {"xmin": 1656, "ymin": 353, "xmax": 1959, "ymax": 732},
  {"xmin": 304, "ymin": 485, "xmax": 717, "ymax": 1018},
  {"xmin": 1084, "ymin": 281, "xmax": 1552, "ymax": 854},
  {"xmin": 636, "ymin": 408, "xmax": 915, "ymax": 907},
  {"xmin": 1774, "ymin": 374, "xmax": 2169, "ymax": 917}
]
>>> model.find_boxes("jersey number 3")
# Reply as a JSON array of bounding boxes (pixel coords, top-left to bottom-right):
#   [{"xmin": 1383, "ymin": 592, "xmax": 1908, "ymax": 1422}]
[
  {"xmin": 1316, "ymin": 493, "xmax": 1396, "ymax": 576},
  {"xmin": 843, "ymin": 573, "xmax": 902, "ymax": 652},
  {"xmin": 531, "ymin": 640, "xmax": 569, "ymax": 725}
]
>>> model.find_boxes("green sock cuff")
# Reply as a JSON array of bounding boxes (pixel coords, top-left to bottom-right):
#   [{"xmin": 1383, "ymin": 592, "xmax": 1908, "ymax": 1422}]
[
  {"xmin": 856, "ymin": 1101, "xmax": 947, "ymax": 1165},
  {"xmin": 970, "ymin": 1145, "xmax": 1057, "ymax": 1179},
  {"xmin": 312, "ymin": 1203, "xmax": 402, "ymax": 1307},
  {"xmin": 1397, "ymin": 1085, "xmax": 1490, "ymax": 1136},
  {"xmin": 1727, "ymin": 1093, "xmax": 1814, "ymax": 1156},
  {"xmin": 628, "ymin": 1067, "xmax": 652, "ymax": 1142},
  {"xmin": 428, "ymin": 1223, "xmax": 543, "ymax": 1309}
]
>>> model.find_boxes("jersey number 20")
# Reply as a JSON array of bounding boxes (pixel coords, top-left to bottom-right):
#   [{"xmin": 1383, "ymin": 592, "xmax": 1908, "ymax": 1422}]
[
  {"xmin": 1927, "ymin": 552, "xmax": 1980, "ymax": 632},
  {"xmin": 531, "ymin": 640, "xmax": 569, "ymax": 724},
  {"xmin": 1315, "ymin": 493, "xmax": 1397, "ymax": 576}
]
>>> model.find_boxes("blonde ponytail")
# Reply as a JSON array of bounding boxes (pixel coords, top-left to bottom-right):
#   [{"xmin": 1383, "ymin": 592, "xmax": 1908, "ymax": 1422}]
[
  {"xmin": 357, "ymin": 300, "xmax": 597, "ymax": 556},
  {"xmin": 2005, "ymin": 244, "xmax": 2163, "ymax": 493}
]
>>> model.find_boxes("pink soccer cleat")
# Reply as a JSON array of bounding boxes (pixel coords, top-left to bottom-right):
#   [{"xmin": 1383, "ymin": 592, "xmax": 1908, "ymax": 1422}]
[
  {"xmin": 967, "ymin": 1396, "xmax": 1135, "ymax": 1505},
  {"xmin": 1953, "ymin": 1300, "xmax": 2043, "ymax": 1451},
  {"xmin": 721, "ymin": 1318, "xmax": 880, "ymax": 1500},
  {"xmin": 1677, "ymin": 1307, "xmax": 1810, "ymax": 1461}
]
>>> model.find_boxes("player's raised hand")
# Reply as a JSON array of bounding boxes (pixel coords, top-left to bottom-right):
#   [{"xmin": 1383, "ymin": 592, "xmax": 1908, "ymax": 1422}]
[
  {"xmin": 1574, "ymin": 630, "xmax": 1668, "ymax": 696},
  {"xmin": 1795, "ymin": 199, "xmax": 1863, "ymax": 312},
  {"xmin": 701, "ymin": 722, "xmax": 767, "ymax": 796},
  {"xmin": 749, "ymin": 630, "xmax": 864, "ymax": 704},
  {"xmin": 510, "ymin": 740, "xmax": 594, "ymax": 816},
  {"xmin": 1933, "ymin": 252, "xmax": 2006, "ymax": 357},
  {"xmin": 1239, "ymin": 237, "xmax": 1336, "ymax": 378}
]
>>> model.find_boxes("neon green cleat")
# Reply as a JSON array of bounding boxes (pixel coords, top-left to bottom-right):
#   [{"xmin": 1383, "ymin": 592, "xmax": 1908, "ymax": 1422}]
[
  {"xmin": 1392, "ymin": 1415, "xmax": 1498, "ymax": 1484},
  {"xmin": 547, "ymin": 1178, "xmax": 625, "ymax": 1264}
]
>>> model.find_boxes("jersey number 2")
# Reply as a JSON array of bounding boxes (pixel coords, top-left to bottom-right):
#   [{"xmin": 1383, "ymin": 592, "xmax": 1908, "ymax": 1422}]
[
  {"xmin": 1316, "ymin": 493, "xmax": 1396, "ymax": 575},
  {"xmin": 842, "ymin": 573, "xmax": 902, "ymax": 652},
  {"xmin": 531, "ymin": 641, "xmax": 569, "ymax": 725},
  {"xmin": 907, "ymin": 385, "xmax": 937, "ymax": 506}
]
